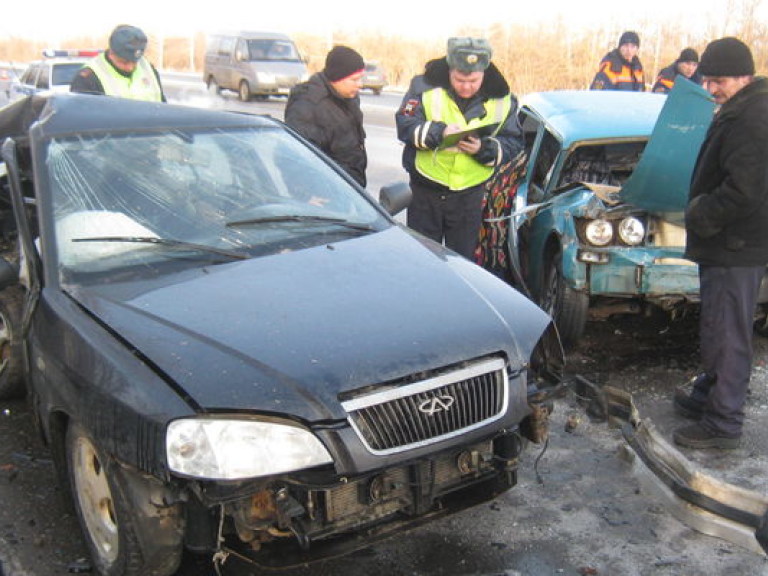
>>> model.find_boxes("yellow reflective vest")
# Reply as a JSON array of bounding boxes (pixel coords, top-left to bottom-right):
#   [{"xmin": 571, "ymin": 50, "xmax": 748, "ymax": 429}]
[
  {"xmin": 86, "ymin": 53, "xmax": 163, "ymax": 102},
  {"xmin": 415, "ymin": 87, "xmax": 511, "ymax": 190}
]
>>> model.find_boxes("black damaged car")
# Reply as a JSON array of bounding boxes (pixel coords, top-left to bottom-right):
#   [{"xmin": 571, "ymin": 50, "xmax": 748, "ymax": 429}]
[{"xmin": 0, "ymin": 94, "xmax": 557, "ymax": 575}]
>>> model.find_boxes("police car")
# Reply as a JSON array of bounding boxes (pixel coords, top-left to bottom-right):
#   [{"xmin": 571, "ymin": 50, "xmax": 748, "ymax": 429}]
[{"xmin": 8, "ymin": 50, "xmax": 100, "ymax": 102}]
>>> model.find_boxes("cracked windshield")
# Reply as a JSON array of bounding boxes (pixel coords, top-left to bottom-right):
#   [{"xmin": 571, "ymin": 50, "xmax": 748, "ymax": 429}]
[{"xmin": 46, "ymin": 126, "xmax": 385, "ymax": 279}]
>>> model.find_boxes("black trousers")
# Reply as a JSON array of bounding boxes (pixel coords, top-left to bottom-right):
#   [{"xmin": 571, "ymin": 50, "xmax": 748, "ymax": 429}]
[
  {"xmin": 696, "ymin": 265, "xmax": 765, "ymax": 436},
  {"xmin": 406, "ymin": 180, "xmax": 485, "ymax": 260}
]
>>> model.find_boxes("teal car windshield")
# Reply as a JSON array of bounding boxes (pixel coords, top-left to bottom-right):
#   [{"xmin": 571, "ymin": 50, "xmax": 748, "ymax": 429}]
[{"xmin": 46, "ymin": 126, "xmax": 386, "ymax": 277}]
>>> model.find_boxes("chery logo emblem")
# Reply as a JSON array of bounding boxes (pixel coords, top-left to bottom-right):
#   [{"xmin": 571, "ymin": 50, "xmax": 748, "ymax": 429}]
[{"xmin": 418, "ymin": 394, "xmax": 455, "ymax": 416}]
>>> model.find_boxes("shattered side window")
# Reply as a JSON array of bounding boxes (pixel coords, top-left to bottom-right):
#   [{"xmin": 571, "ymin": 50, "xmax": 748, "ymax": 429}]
[{"xmin": 44, "ymin": 126, "xmax": 384, "ymax": 279}]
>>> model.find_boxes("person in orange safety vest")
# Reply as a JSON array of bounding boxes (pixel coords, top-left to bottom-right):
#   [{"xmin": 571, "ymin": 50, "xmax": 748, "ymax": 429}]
[
  {"xmin": 652, "ymin": 48, "xmax": 703, "ymax": 94},
  {"xmin": 590, "ymin": 31, "xmax": 645, "ymax": 92}
]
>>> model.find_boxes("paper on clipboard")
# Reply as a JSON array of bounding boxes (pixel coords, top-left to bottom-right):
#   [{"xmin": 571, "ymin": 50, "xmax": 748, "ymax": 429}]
[{"xmin": 439, "ymin": 122, "xmax": 501, "ymax": 148}]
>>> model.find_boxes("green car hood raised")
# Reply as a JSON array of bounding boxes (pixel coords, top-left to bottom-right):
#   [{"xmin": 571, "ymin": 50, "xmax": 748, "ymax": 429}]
[{"xmin": 618, "ymin": 78, "xmax": 715, "ymax": 225}]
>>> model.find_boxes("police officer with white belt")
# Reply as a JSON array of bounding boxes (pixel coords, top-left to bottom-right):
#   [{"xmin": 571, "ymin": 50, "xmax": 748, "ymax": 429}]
[
  {"xmin": 396, "ymin": 37, "xmax": 523, "ymax": 260},
  {"xmin": 70, "ymin": 24, "xmax": 165, "ymax": 102}
]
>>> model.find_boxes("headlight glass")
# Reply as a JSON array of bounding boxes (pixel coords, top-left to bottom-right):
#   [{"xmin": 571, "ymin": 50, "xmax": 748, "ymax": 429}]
[
  {"xmin": 618, "ymin": 217, "xmax": 645, "ymax": 245},
  {"xmin": 166, "ymin": 419, "xmax": 332, "ymax": 480},
  {"xmin": 584, "ymin": 219, "xmax": 613, "ymax": 246},
  {"xmin": 256, "ymin": 72, "xmax": 275, "ymax": 83}
]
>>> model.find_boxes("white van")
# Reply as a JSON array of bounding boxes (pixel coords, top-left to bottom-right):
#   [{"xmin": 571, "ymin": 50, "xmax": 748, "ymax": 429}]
[{"xmin": 203, "ymin": 31, "xmax": 308, "ymax": 102}]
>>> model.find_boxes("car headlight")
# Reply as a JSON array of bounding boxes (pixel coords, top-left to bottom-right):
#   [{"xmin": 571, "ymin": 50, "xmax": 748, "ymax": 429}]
[
  {"xmin": 256, "ymin": 72, "xmax": 276, "ymax": 84},
  {"xmin": 166, "ymin": 419, "xmax": 333, "ymax": 480},
  {"xmin": 584, "ymin": 219, "xmax": 613, "ymax": 246},
  {"xmin": 618, "ymin": 217, "xmax": 645, "ymax": 245}
]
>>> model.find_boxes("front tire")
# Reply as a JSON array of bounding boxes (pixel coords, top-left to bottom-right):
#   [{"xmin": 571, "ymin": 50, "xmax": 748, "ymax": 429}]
[
  {"xmin": 66, "ymin": 423, "xmax": 179, "ymax": 576},
  {"xmin": 539, "ymin": 248, "xmax": 588, "ymax": 347},
  {"xmin": 238, "ymin": 80, "xmax": 251, "ymax": 102}
]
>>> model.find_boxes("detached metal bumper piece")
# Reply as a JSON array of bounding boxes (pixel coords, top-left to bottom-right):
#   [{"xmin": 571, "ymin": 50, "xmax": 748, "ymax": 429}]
[{"xmin": 583, "ymin": 380, "xmax": 768, "ymax": 556}]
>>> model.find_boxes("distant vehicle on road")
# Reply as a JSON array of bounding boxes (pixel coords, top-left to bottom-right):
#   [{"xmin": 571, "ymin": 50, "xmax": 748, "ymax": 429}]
[
  {"xmin": 203, "ymin": 31, "xmax": 309, "ymax": 101},
  {"xmin": 362, "ymin": 61, "xmax": 387, "ymax": 95},
  {"xmin": 8, "ymin": 50, "xmax": 99, "ymax": 102},
  {"xmin": 0, "ymin": 61, "xmax": 24, "ymax": 98}
]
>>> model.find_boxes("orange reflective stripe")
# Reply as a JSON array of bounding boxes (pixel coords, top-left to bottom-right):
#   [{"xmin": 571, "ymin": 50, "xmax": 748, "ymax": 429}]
[{"xmin": 602, "ymin": 62, "xmax": 635, "ymax": 83}]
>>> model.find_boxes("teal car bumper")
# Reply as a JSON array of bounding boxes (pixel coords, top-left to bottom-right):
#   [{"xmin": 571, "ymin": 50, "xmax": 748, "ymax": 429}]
[{"xmin": 568, "ymin": 244, "xmax": 698, "ymax": 301}]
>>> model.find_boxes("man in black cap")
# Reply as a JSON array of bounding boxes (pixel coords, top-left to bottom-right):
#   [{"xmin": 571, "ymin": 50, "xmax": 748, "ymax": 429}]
[
  {"xmin": 71, "ymin": 24, "xmax": 165, "ymax": 101},
  {"xmin": 652, "ymin": 48, "xmax": 702, "ymax": 94},
  {"xmin": 395, "ymin": 37, "xmax": 523, "ymax": 260},
  {"xmin": 590, "ymin": 31, "xmax": 645, "ymax": 91},
  {"xmin": 284, "ymin": 45, "xmax": 367, "ymax": 186},
  {"xmin": 673, "ymin": 37, "xmax": 768, "ymax": 450}
]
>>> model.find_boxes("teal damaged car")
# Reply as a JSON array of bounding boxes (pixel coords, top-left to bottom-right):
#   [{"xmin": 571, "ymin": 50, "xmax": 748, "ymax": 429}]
[{"xmin": 508, "ymin": 80, "xmax": 719, "ymax": 345}]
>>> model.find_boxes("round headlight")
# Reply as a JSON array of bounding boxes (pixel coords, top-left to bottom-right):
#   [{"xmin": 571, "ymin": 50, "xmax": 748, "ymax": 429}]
[
  {"xmin": 618, "ymin": 217, "xmax": 645, "ymax": 245},
  {"xmin": 584, "ymin": 219, "xmax": 613, "ymax": 246}
]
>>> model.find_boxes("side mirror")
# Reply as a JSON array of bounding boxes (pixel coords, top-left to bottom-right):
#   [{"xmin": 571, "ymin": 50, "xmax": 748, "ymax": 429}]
[{"xmin": 379, "ymin": 182, "xmax": 411, "ymax": 216}]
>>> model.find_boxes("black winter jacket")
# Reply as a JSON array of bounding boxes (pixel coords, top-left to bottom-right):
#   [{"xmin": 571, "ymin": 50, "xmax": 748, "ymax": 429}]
[
  {"xmin": 395, "ymin": 58, "xmax": 523, "ymax": 191},
  {"xmin": 685, "ymin": 77, "xmax": 768, "ymax": 266},
  {"xmin": 285, "ymin": 73, "xmax": 367, "ymax": 187}
]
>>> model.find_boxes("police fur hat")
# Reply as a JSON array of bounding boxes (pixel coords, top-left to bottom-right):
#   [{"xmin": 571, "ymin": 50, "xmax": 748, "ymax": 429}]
[
  {"xmin": 618, "ymin": 31, "xmax": 640, "ymax": 48},
  {"xmin": 699, "ymin": 37, "xmax": 755, "ymax": 77},
  {"xmin": 678, "ymin": 48, "xmax": 699, "ymax": 63},
  {"xmin": 109, "ymin": 25, "xmax": 148, "ymax": 62},
  {"xmin": 446, "ymin": 37, "xmax": 492, "ymax": 73}
]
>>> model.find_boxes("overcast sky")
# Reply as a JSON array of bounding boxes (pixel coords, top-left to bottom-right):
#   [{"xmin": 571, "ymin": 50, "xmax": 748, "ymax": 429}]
[{"xmin": 1, "ymin": 0, "xmax": 764, "ymax": 42}]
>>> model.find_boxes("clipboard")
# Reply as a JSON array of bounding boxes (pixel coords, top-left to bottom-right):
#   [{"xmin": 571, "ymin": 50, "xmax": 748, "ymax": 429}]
[{"xmin": 439, "ymin": 122, "xmax": 501, "ymax": 148}]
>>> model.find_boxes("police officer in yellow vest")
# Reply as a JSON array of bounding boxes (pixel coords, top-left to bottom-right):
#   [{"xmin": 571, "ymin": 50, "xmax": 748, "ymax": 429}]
[
  {"xmin": 70, "ymin": 24, "xmax": 165, "ymax": 102},
  {"xmin": 396, "ymin": 37, "xmax": 523, "ymax": 260}
]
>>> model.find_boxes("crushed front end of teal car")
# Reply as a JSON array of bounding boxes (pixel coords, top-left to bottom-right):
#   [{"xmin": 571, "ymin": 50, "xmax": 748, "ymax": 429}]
[{"xmin": 509, "ymin": 80, "xmax": 717, "ymax": 344}]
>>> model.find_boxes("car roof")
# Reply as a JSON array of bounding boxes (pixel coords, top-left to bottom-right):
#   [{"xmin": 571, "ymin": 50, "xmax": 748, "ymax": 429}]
[
  {"xmin": 0, "ymin": 93, "xmax": 277, "ymax": 143},
  {"xmin": 23, "ymin": 57, "xmax": 89, "ymax": 67},
  {"xmin": 216, "ymin": 31, "xmax": 291, "ymax": 40},
  {"xmin": 521, "ymin": 90, "xmax": 667, "ymax": 147}
]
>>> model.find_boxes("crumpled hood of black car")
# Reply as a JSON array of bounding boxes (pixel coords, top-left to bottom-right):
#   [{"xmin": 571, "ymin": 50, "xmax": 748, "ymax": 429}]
[{"xmin": 70, "ymin": 227, "xmax": 550, "ymax": 422}]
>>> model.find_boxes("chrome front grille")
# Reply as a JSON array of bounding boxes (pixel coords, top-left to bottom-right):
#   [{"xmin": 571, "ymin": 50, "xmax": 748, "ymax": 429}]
[{"xmin": 341, "ymin": 357, "xmax": 509, "ymax": 455}]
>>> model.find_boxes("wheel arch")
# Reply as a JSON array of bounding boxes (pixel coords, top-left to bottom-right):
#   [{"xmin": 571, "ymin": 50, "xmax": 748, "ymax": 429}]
[{"xmin": 65, "ymin": 420, "xmax": 186, "ymax": 576}]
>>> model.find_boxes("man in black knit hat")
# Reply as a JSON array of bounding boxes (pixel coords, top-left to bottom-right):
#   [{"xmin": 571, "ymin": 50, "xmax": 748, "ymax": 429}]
[
  {"xmin": 285, "ymin": 45, "xmax": 367, "ymax": 186},
  {"xmin": 590, "ymin": 30, "xmax": 645, "ymax": 91},
  {"xmin": 673, "ymin": 37, "xmax": 768, "ymax": 450},
  {"xmin": 652, "ymin": 47, "xmax": 702, "ymax": 94}
]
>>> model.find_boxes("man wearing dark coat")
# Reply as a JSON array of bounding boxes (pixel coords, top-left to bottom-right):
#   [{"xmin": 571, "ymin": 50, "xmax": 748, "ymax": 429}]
[
  {"xmin": 674, "ymin": 37, "xmax": 768, "ymax": 449},
  {"xmin": 285, "ymin": 46, "xmax": 367, "ymax": 187},
  {"xmin": 652, "ymin": 47, "xmax": 703, "ymax": 94}
]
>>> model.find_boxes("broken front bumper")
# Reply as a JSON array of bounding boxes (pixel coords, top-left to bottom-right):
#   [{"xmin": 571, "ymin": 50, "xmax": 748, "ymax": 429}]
[
  {"xmin": 577, "ymin": 246, "xmax": 699, "ymax": 299},
  {"xmin": 580, "ymin": 379, "xmax": 768, "ymax": 556}
]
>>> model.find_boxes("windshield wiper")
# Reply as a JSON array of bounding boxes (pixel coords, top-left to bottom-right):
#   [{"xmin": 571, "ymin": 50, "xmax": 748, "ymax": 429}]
[
  {"xmin": 225, "ymin": 215, "xmax": 374, "ymax": 232},
  {"xmin": 71, "ymin": 236, "xmax": 249, "ymax": 260}
]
